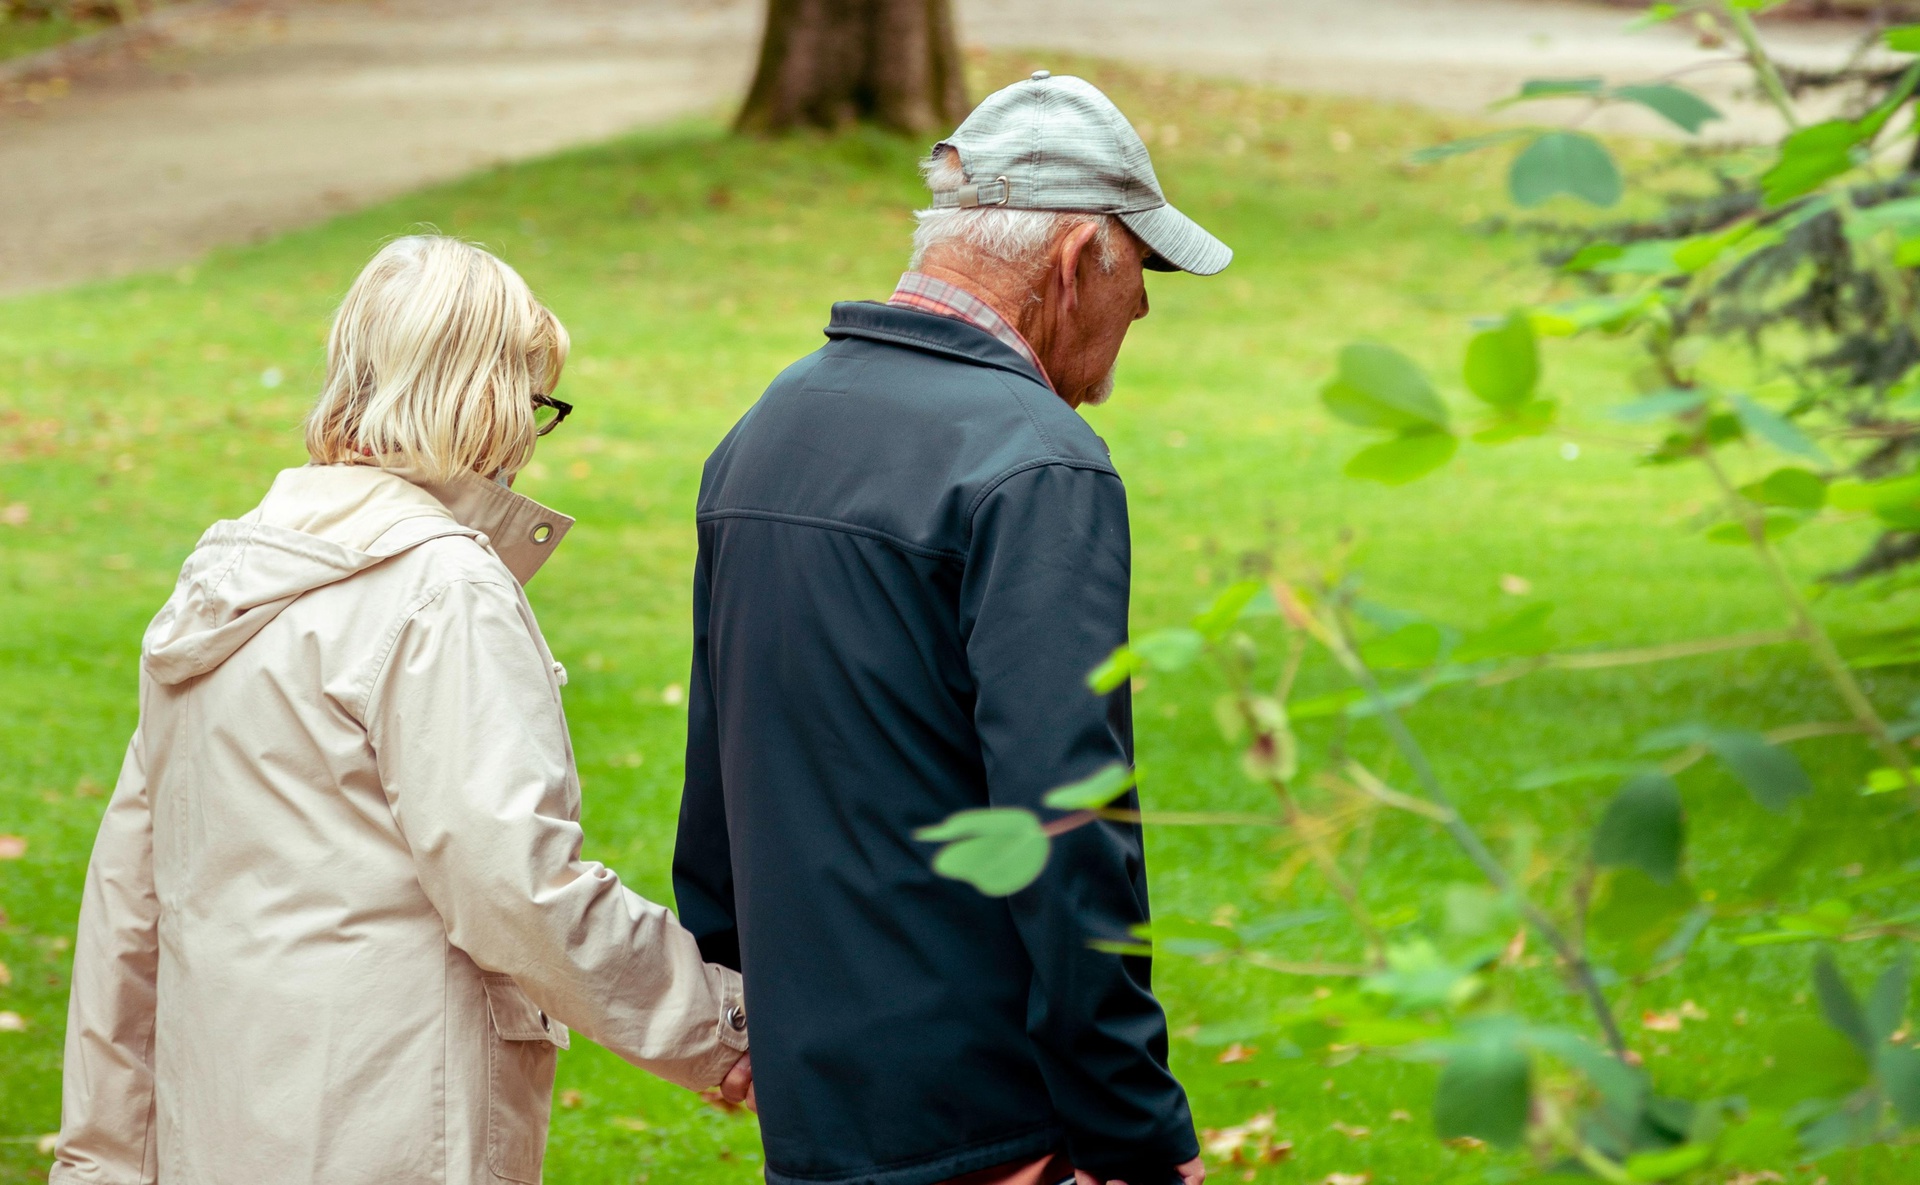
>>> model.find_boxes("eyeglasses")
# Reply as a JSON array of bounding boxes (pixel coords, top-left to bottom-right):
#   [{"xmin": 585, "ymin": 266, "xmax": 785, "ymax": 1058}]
[{"xmin": 532, "ymin": 393, "xmax": 573, "ymax": 437}]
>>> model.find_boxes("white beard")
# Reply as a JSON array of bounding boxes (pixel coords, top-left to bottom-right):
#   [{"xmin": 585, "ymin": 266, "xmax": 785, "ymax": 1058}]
[{"xmin": 1079, "ymin": 367, "xmax": 1117, "ymax": 407}]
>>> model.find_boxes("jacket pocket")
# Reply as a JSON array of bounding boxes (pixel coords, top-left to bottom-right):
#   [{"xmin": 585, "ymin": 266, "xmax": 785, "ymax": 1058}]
[{"xmin": 483, "ymin": 975, "xmax": 568, "ymax": 1184}]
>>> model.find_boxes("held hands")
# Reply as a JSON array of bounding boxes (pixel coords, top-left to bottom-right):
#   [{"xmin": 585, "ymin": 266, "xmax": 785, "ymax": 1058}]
[
  {"xmin": 719, "ymin": 1053, "xmax": 756, "ymax": 1113},
  {"xmin": 1073, "ymin": 1156, "xmax": 1205, "ymax": 1185}
]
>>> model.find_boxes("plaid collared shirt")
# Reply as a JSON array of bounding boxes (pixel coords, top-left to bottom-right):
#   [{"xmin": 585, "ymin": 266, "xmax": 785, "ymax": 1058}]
[{"xmin": 887, "ymin": 272, "xmax": 1054, "ymax": 392}]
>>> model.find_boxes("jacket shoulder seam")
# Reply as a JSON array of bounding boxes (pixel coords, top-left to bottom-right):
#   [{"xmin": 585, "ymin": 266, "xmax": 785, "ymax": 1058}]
[
  {"xmin": 696, "ymin": 508, "xmax": 965, "ymax": 563},
  {"xmin": 964, "ymin": 456, "xmax": 1122, "ymax": 525},
  {"xmin": 990, "ymin": 370, "xmax": 1060, "ymax": 460},
  {"xmin": 356, "ymin": 573, "xmax": 523, "ymax": 726}
]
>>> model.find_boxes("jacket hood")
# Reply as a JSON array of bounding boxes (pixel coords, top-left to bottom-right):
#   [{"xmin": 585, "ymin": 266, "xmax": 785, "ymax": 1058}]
[{"xmin": 142, "ymin": 465, "xmax": 572, "ymax": 686}]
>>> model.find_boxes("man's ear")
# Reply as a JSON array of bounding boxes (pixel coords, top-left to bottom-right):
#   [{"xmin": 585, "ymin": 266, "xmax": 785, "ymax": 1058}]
[{"xmin": 1054, "ymin": 222, "xmax": 1101, "ymax": 313}]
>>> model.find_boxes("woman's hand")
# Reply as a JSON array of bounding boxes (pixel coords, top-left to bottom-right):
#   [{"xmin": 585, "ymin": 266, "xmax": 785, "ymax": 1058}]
[{"xmin": 720, "ymin": 1053, "xmax": 756, "ymax": 1113}]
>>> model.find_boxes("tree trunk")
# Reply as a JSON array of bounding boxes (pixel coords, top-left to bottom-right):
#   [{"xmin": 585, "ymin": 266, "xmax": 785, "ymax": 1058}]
[{"xmin": 735, "ymin": 0, "xmax": 968, "ymax": 136}]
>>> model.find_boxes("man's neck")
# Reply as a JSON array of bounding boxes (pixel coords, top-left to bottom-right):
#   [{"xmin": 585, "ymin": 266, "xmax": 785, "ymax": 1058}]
[{"xmin": 913, "ymin": 262, "xmax": 1040, "ymax": 347}]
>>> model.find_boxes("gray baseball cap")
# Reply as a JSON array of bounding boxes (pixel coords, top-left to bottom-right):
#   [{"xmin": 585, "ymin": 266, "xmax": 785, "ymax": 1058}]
[{"xmin": 930, "ymin": 71, "xmax": 1232, "ymax": 276}]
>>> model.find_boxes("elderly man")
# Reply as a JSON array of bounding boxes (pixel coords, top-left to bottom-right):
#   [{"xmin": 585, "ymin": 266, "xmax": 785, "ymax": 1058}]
[{"xmin": 673, "ymin": 73, "xmax": 1230, "ymax": 1185}]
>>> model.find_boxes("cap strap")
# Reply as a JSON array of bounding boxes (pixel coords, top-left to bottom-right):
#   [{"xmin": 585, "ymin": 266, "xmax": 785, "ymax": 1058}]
[{"xmin": 931, "ymin": 177, "xmax": 1010, "ymax": 209}]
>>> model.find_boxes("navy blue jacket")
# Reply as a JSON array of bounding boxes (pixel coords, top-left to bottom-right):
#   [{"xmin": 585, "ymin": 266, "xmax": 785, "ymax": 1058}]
[{"xmin": 673, "ymin": 301, "xmax": 1198, "ymax": 1185}]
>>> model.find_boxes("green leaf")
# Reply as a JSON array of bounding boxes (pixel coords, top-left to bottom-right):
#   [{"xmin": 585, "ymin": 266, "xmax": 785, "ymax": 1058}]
[
  {"xmin": 1463, "ymin": 311, "xmax": 1539, "ymax": 408},
  {"xmin": 1592, "ymin": 773, "xmax": 1685, "ymax": 883},
  {"xmin": 1704, "ymin": 510, "xmax": 1803, "ymax": 545},
  {"xmin": 1814, "ymin": 949, "xmax": 1875, "ymax": 1055},
  {"xmin": 1322, "ymin": 343, "xmax": 1449, "ymax": 430},
  {"xmin": 1611, "ymin": 83, "xmax": 1722, "ymax": 134},
  {"xmin": 1762, "ymin": 119, "xmax": 1867, "ymax": 205},
  {"xmin": 1363, "ymin": 938, "xmax": 1489, "ymax": 1010},
  {"xmin": 1344, "ymin": 429, "xmax": 1457, "ymax": 485},
  {"xmin": 1624, "ymin": 1142, "xmax": 1712, "ymax": 1182},
  {"xmin": 1453, "ymin": 602, "xmax": 1555, "ymax": 663},
  {"xmin": 1762, "ymin": 67, "xmax": 1920, "ymax": 206},
  {"xmin": 1511, "ymin": 76, "xmax": 1606, "ymax": 102},
  {"xmin": 1561, "ymin": 241, "xmax": 1624, "ymax": 273},
  {"xmin": 915, "ymin": 808, "xmax": 1050, "ymax": 896},
  {"xmin": 1433, "ymin": 1032, "xmax": 1532, "ymax": 1146},
  {"xmin": 1708, "ymin": 730, "xmax": 1813, "ymax": 813},
  {"xmin": 1532, "ymin": 293, "xmax": 1658, "ymax": 336},
  {"xmin": 1087, "ymin": 647, "xmax": 1137, "ymax": 693},
  {"xmin": 1866, "ymin": 949, "xmax": 1912, "ymax": 1045},
  {"xmin": 1609, "ymin": 389, "xmax": 1705, "ymax": 422},
  {"xmin": 1592, "ymin": 239, "xmax": 1683, "ymax": 276},
  {"xmin": 1740, "ymin": 467, "xmax": 1827, "ymax": 510},
  {"xmin": 1133, "ymin": 628, "xmax": 1205, "ymax": 673},
  {"xmin": 1043, "ymin": 763, "xmax": 1137, "ymax": 810},
  {"xmin": 1747, "ymin": 1016, "xmax": 1872, "ymax": 1104},
  {"xmin": 1888, "ymin": 23, "xmax": 1920, "ymax": 52},
  {"xmin": 1192, "ymin": 580, "xmax": 1264, "ymax": 641},
  {"xmin": 1360, "ymin": 621, "xmax": 1445, "ymax": 670},
  {"xmin": 1406, "ymin": 129, "xmax": 1531, "ymax": 165},
  {"xmin": 1730, "ymin": 393, "xmax": 1827, "ymax": 463},
  {"xmin": 1473, "ymin": 398, "xmax": 1557, "ymax": 444},
  {"xmin": 1591, "ymin": 869, "xmax": 1696, "ymax": 956},
  {"xmin": 1865, "ymin": 765, "xmax": 1914, "ymax": 793},
  {"xmin": 1510, "ymin": 131, "xmax": 1624, "ymax": 208},
  {"xmin": 1880, "ymin": 1043, "xmax": 1920, "ymax": 1125}
]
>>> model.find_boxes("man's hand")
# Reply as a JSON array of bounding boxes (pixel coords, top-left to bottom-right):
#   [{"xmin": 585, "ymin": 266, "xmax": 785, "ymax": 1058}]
[
  {"xmin": 1073, "ymin": 1157, "xmax": 1204, "ymax": 1185},
  {"xmin": 720, "ymin": 1053, "xmax": 756, "ymax": 1113}
]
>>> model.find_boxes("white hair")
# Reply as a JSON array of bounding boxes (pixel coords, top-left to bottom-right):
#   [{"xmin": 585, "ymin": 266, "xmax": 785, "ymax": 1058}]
[
  {"xmin": 305, "ymin": 235, "xmax": 568, "ymax": 483},
  {"xmin": 910, "ymin": 149, "xmax": 1118, "ymax": 274}
]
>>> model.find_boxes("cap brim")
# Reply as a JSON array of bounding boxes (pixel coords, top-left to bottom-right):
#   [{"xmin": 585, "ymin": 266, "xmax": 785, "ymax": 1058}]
[{"xmin": 1119, "ymin": 203, "xmax": 1232, "ymax": 276}]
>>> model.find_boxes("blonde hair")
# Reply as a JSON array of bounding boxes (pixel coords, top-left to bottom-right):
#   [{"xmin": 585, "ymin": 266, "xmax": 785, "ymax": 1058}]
[{"xmin": 305, "ymin": 236, "xmax": 569, "ymax": 482}]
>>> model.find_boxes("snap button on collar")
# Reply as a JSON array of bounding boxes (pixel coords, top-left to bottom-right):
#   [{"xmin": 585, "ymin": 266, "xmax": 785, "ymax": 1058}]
[{"xmin": 725, "ymin": 1005, "xmax": 747, "ymax": 1032}]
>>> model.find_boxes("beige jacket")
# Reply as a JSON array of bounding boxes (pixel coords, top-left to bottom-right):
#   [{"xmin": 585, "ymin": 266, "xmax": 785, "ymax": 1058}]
[{"xmin": 52, "ymin": 465, "xmax": 747, "ymax": 1185}]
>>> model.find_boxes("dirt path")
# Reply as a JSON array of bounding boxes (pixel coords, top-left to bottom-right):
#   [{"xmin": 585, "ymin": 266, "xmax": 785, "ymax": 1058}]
[{"xmin": 0, "ymin": 0, "xmax": 1875, "ymax": 296}]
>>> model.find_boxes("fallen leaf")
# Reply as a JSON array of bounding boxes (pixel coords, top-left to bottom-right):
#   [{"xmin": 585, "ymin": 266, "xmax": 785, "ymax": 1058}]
[
  {"xmin": 36, "ymin": 1134, "xmax": 57, "ymax": 1156},
  {"xmin": 1330, "ymin": 1121, "xmax": 1370, "ymax": 1139},
  {"xmin": 0, "ymin": 962, "xmax": 10, "ymax": 986},
  {"xmin": 0, "ymin": 835, "xmax": 25, "ymax": 860},
  {"xmin": 74, "ymin": 777, "xmax": 104, "ymax": 798},
  {"xmin": 661, "ymin": 683, "xmax": 685, "ymax": 707},
  {"xmin": 1445, "ymin": 1136, "xmax": 1486, "ymax": 1151},
  {"xmin": 1202, "ymin": 1112, "xmax": 1289, "ymax": 1165},
  {"xmin": 1678, "ymin": 999, "xmax": 1709, "ymax": 1021},
  {"xmin": 1725, "ymin": 1174, "xmax": 1784, "ymax": 1185},
  {"xmin": 1216, "ymin": 1042, "xmax": 1257, "ymax": 1064},
  {"xmin": 611, "ymin": 1115, "xmax": 649, "ymax": 1132},
  {"xmin": 1321, "ymin": 1174, "xmax": 1370, "ymax": 1185},
  {"xmin": 1642, "ymin": 1009, "xmax": 1683, "ymax": 1032},
  {"xmin": 1499, "ymin": 573, "xmax": 1532, "ymax": 596},
  {"xmin": 0, "ymin": 1012, "xmax": 27, "ymax": 1032},
  {"xmin": 559, "ymin": 1089, "xmax": 584, "ymax": 1109},
  {"xmin": 1, "ymin": 503, "xmax": 28, "ymax": 526},
  {"xmin": 1388, "ymin": 1109, "xmax": 1411, "ymax": 1123}
]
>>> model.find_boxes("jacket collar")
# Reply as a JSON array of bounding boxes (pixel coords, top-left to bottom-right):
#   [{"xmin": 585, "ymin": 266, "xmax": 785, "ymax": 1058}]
[
  {"xmin": 342, "ymin": 462, "xmax": 574, "ymax": 585},
  {"xmin": 824, "ymin": 301, "xmax": 1053, "ymax": 391},
  {"xmin": 400, "ymin": 469, "xmax": 573, "ymax": 586}
]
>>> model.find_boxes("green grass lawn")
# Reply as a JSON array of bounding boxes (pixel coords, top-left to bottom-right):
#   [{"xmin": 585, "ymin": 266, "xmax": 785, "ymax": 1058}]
[{"xmin": 2, "ymin": 55, "xmax": 1916, "ymax": 1184}]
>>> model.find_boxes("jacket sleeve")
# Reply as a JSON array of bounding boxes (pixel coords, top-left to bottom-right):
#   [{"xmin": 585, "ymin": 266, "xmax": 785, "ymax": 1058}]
[
  {"xmin": 52, "ymin": 730, "xmax": 160, "ymax": 1185},
  {"xmin": 960, "ymin": 463, "xmax": 1199, "ymax": 1185},
  {"xmin": 367, "ymin": 577, "xmax": 747, "ymax": 1091},
  {"xmin": 671, "ymin": 531, "xmax": 740, "ymax": 970}
]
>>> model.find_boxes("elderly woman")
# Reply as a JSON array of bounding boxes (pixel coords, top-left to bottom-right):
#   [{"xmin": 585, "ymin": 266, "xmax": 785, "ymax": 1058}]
[{"xmin": 52, "ymin": 236, "xmax": 750, "ymax": 1185}]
